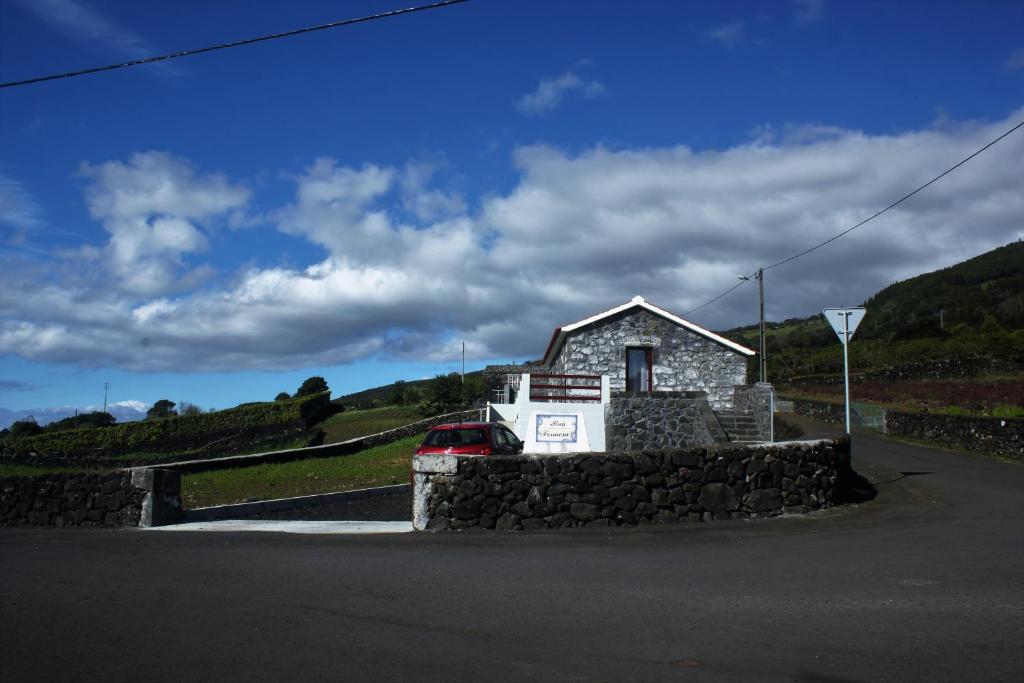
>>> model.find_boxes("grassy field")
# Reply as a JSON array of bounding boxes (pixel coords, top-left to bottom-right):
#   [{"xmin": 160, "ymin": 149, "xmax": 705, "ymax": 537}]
[
  {"xmin": 319, "ymin": 406, "xmax": 424, "ymax": 444},
  {"xmin": 181, "ymin": 433, "xmax": 424, "ymax": 508}
]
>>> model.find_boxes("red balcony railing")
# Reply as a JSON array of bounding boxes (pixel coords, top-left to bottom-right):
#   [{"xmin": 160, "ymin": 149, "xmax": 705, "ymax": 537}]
[{"xmin": 529, "ymin": 373, "xmax": 602, "ymax": 402}]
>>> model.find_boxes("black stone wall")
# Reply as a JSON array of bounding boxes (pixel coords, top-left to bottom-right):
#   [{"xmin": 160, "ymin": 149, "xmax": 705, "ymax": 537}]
[
  {"xmin": 886, "ymin": 410, "xmax": 1023, "ymax": 461},
  {"xmin": 1, "ymin": 471, "xmax": 145, "ymax": 527},
  {"xmin": 605, "ymin": 391, "xmax": 717, "ymax": 450},
  {"xmin": 788, "ymin": 397, "xmax": 1023, "ymax": 460},
  {"xmin": 419, "ymin": 439, "xmax": 849, "ymax": 531}
]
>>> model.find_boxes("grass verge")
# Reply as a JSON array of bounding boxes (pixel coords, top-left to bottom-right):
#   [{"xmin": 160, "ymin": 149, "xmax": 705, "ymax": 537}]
[
  {"xmin": 181, "ymin": 433, "xmax": 424, "ymax": 508},
  {"xmin": 319, "ymin": 405, "xmax": 424, "ymax": 444}
]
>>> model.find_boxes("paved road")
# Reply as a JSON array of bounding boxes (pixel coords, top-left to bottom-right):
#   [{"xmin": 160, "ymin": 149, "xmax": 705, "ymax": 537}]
[{"xmin": 2, "ymin": 431, "xmax": 1022, "ymax": 682}]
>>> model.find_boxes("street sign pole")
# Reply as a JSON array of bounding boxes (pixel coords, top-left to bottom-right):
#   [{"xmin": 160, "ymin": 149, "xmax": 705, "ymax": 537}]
[
  {"xmin": 822, "ymin": 307, "xmax": 866, "ymax": 436},
  {"xmin": 842, "ymin": 312, "xmax": 851, "ymax": 434}
]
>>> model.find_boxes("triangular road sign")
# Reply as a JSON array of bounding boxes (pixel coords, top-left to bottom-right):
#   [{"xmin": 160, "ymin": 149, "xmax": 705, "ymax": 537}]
[{"xmin": 822, "ymin": 307, "xmax": 866, "ymax": 344}]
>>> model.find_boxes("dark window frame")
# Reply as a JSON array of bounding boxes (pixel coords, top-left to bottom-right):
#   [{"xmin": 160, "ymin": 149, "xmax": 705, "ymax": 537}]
[{"xmin": 625, "ymin": 346, "xmax": 654, "ymax": 392}]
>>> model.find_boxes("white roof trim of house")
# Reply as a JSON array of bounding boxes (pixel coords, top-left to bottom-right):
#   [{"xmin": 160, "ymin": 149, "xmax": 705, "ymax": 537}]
[{"xmin": 542, "ymin": 295, "xmax": 756, "ymax": 365}]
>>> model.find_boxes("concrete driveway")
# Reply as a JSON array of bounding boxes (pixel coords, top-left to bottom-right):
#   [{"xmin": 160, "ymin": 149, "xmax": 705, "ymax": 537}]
[{"xmin": 2, "ymin": 430, "xmax": 1022, "ymax": 682}]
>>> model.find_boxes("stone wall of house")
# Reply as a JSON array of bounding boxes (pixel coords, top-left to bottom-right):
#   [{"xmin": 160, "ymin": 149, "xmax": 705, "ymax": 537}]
[
  {"xmin": 550, "ymin": 309, "xmax": 747, "ymax": 408},
  {"xmin": 605, "ymin": 391, "xmax": 718, "ymax": 450},
  {"xmin": 413, "ymin": 438, "xmax": 849, "ymax": 531}
]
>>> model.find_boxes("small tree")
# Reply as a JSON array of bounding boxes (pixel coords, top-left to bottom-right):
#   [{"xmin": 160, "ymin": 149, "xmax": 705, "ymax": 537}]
[
  {"xmin": 146, "ymin": 399, "xmax": 177, "ymax": 420},
  {"xmin": 9, "ymin": 417, "xmax": 43, "ymax": 438},
  {"xmin": 178, "ymin": 401, "xmax": 202, "ymax": 417},
  {"xmin": 274, "ymin": 391, "xmax": 291, "ymax": 402},
  {"xmin": 295, "ymin": 376, "xmax": 329, "ymax": 397}
]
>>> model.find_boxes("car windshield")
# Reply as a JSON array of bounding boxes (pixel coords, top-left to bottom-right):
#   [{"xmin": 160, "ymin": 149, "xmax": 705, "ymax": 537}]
[{"xmin": 423, "ymin": 428, "xmax": 489, "ymax": 447}]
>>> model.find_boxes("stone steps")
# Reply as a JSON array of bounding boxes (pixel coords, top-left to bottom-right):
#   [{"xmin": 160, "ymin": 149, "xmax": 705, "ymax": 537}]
[{"xmin": 713, "ymin": 410, "xmax": 764, "ymax": 443}]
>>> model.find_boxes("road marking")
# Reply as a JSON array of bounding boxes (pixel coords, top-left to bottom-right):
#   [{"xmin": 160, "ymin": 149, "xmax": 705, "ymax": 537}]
[{"xmin": 149, "ymin": 520, "xmax": 414, "ymax": 534}]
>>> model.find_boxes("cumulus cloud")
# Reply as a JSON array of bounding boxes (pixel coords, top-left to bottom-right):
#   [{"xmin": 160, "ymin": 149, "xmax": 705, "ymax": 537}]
[
  {"xmin": 0, "ymin": 171, "xmax": 43, "ymax": 245},
  {"xmin": 0, "ymin": 110, "xmax": 1022, "ymax": 372},
  {"xmin": 704, "ymin": 21, "xmax": 745, "ymax": 48},
  {"xmin": 78, "ymin": 151, "xmax": 250, "ymax": 295},
  {"xmin": 516, "ymin": 64, "xmax": 607, "ymax": 115}
]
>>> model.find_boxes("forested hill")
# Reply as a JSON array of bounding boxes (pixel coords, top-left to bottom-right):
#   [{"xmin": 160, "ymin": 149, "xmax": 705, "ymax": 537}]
[
  {"xmin": 858, "ymin": 239, "xmax": 1023, "ymax": 341},
  {"xmin": 723, "ymin": 240, "xmax": 1024, "ymax": 348}
]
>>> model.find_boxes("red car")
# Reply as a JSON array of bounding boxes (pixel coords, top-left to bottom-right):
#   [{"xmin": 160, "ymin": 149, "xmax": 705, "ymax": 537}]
[{"xmin": 415, "ymin": 422, "xmax": 524, "ymax": 456}]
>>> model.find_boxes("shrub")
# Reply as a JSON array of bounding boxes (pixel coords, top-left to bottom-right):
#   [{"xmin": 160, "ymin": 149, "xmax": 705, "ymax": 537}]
[{"xmin": 296, "ymin": 376, "xmax": 329, "ymax": 398}]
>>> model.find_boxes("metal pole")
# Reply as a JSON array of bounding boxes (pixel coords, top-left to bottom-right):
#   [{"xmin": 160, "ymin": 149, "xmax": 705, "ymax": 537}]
[
  {"xmin": 103, "ymin": 382, "xmax": 109, "ymax": 413},
  {"xmin": 461, "ymin": 341, "xmax": 465, "ymax": 384},
  {"xmin": 758, "ymin": 268, "xmax": 766, "ymax": 383},
  {"xmin": 843, "ymin": 313, "xmax": 851, "ymax": 434}
]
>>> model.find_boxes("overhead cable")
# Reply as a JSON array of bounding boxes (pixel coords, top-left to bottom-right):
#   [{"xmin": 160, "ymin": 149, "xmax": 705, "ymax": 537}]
[{"xmin": 0, "ymin": 0, "xmax": 470, "ymax": 89}]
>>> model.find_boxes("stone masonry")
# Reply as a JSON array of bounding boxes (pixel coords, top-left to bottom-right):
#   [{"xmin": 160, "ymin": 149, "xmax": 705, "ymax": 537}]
[
  {"xmin": 605, "ymin": 391, "xmax": 718, "ymax": 450},
  {"xmin": 413, "ymin": 438, "xmax": 850, "ymax": 531},
  {"xmin": 0, "ymin": 468, "xmax": 182, "ymax": 527},
  {"xmin": 549, "ymin": 309, "xmax": 747, "ymax": 409}
]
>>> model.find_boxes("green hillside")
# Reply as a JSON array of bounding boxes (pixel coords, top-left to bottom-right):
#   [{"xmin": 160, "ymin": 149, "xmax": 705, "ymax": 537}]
[
  {"xmin": 1, "ymin": 392, "xmax": 335, "ymax": 468},
  {"xmin": 721, "ymin": 240, "xmax": 1024, "ymax": 382}
]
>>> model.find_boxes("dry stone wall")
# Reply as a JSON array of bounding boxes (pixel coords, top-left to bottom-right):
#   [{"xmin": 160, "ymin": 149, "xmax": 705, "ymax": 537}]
[
  {"xmin": 0, "ymin": 468, "xmax": 182, "ymax": 527},
  {"xmin": 788, "ymin": 397, "xmax": 1023, "ymax": 460},
  {"xmin": 1, "ymin": 471, "xmax": 144, "ymax": 527},
  {"xmin": 413, "ymin": 438, "xmax": 849, "ymax": 531}
]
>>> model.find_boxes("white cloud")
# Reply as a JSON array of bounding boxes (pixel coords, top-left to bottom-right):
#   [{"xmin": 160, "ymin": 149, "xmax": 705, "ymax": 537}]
[
  {"xmin": 0, "ymin": 171, "xmax": 43, "ymax": 245},
  {"xmin": 78, "ymin": 151, "xmax": 250, "ymax": 295},
  {"xmin": 1007, "ymin": 47, "xmax": 1024, "ymax": 70},
  {"xmin": 13, "ymin": 0, "xmax": 169, "ymax": 67},
  {"xmin": 704, "ymin": 21, "xmax": 745, "ymax": 48},
  {"xmin": 400, "ymin": 161, "xmax": 466, "ymax": 222},
  {"xmin": 794, "ymin": 0, "xmax": 824, "ymax": 24},
  {"xmin": 516, "ymin": 65, "xmax": 607, "ymax": 115},
  {"xmin": 0, "ymin": 110, "xmax": 1022, "ymax": 372}
]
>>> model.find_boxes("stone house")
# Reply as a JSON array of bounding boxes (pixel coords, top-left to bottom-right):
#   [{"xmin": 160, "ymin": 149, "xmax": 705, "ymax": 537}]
[
  {"xmin": 541, "ymin": 295, "xmax": 755, "ymax": 409},
  {"xmin": 485, "ymin": 296, "xmax": 771, "ymax": 450}
]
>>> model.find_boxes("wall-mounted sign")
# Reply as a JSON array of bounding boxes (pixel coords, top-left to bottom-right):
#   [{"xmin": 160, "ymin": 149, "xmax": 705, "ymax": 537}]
[
  {"xmin": 536, "ymin": 414, "xmax": 578, "ymax": 443},
  {"xmin": 624, "ymin": 335, "xmax": 661, "ymax": 347}
]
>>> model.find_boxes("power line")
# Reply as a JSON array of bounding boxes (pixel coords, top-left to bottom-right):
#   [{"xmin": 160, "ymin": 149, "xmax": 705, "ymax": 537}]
[
  {"xmin": 684, "ymin": 116, "xmax": 1024, "ymax": 316},
  {"xmin": 0, "ymin": 0, "xmax": 470, "ymax": 89}
]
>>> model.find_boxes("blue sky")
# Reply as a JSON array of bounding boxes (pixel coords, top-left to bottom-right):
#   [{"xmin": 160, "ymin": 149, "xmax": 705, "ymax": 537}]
[{"xmin": 1, "ymin": 0, "xmax": 1023, "ymax": 424}]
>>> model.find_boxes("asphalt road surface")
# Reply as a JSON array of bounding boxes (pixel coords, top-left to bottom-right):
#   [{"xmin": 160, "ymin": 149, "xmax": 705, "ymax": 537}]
[{"xmin": 2, "ymin": 429, "xmax": 1022, "ymax": 682}]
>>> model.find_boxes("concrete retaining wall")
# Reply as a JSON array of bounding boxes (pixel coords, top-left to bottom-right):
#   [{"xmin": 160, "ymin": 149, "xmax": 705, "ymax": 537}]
[{"xmin": 413, "ymin": 438, "xmax": 849, "ymax": 531}]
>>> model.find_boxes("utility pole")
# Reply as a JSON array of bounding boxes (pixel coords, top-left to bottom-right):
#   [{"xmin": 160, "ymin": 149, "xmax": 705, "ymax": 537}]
[
  {"xmin": 461, "ymin": 341, "xmax": 465, "ymax": 384},
  {"xmin": 103, "ymin": 382, "xmax": 109, "ymax": 413},
  {"xmin": 738, "ymin": 268, "xmax": 767, "ymax": 383}
]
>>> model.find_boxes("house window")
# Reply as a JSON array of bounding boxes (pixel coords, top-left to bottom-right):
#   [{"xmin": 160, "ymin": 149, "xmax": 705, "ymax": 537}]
[{"xmin": 626, "ymin": 347, "xmax": 653, "ymax": 391}]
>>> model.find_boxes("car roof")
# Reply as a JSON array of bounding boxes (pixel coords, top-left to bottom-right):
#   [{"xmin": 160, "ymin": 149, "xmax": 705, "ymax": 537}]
[{"xmin": 429, "ymin": 422, "xmax": 494, "ymax": 430}]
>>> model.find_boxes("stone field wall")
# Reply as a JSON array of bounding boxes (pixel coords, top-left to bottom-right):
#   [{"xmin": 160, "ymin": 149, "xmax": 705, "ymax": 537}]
[
  {"xmin": 0, "ymin": 468, "xmax": 183, "ymax": 527},
  {"xmin": 413, "ymin": 438, "xmax": 849, "ymax": 531},
  {"xmin": 789, "ymin": 397, "xmax": 1023, "ymax": 460},
  {"xmin": 550, "ymin": 309, "xmax": 747, "ymax": 409},
  {"xmin": 2, "ymin": 471, "xmax": 143, "ymax": 527}
]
